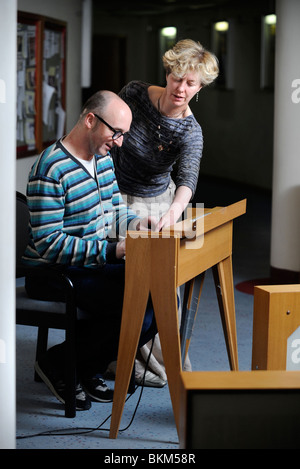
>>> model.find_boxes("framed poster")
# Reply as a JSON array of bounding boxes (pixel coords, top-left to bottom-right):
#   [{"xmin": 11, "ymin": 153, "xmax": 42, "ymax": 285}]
[{"xmin": 17, "ymin": 12, "xmax": 66, "ymax": 158}]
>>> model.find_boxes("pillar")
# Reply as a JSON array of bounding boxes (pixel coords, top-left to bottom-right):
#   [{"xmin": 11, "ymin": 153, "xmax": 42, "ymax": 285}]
[
  {"xmin": 0, "ymin": 0, "xmax": 17, "ymax": 449},
  {"xmin": 270, "ymin": 0, "xmax": 300, "ymax": 283}
]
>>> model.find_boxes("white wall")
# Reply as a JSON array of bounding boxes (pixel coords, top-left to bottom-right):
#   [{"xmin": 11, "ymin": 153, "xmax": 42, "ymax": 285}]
[
  {"xmin": 0, "ymin": 0, "xmax": 17, "ymax": 449},
  {"xmin": 17, "ymin": 0, "xmax": 83, "ymax": 194}
]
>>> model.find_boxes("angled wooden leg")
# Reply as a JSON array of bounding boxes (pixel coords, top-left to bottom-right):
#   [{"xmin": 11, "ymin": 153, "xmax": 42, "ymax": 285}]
[
  {"xmin": 109, "ymin": 235, "xmax": 151, "ymax": 439},
  {"xmin": 180, "ymin": 273, "xmax": 205, "ymax": 365},
  {"xmin": 212, "ymin": 255, "xmax": 239, "ymax": 370},
  {"xmin": 150, "ymin": 237, "xmax": 182, "ymax": 434}
]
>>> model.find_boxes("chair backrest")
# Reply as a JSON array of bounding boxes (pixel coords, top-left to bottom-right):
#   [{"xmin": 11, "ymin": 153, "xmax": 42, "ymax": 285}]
[{"xmin": 16, "ymin": 192, "xmax": 30, "ymax": 278}]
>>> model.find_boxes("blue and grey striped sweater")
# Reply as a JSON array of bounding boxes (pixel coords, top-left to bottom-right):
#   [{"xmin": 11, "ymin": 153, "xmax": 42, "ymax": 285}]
[{"xmin": 22, "ymin": 140, "xmax": 138, "ymax": 267}]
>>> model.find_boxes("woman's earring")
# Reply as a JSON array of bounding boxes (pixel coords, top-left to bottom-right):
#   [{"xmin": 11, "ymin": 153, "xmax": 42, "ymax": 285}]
[{"xmin": 196, "ymin": 92, "xmax": 199, "ymax": 102}]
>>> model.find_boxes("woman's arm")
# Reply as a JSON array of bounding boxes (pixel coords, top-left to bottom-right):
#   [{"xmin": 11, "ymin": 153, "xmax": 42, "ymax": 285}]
[{"xmin": 155, "ymin": 185, "xmax": 192, "ymax": 231}]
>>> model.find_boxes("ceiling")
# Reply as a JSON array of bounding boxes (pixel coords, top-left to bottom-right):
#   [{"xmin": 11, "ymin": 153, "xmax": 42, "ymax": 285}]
[{"xmin": 93, "ymin": 0, "xmax": 236, "ymax": 17}]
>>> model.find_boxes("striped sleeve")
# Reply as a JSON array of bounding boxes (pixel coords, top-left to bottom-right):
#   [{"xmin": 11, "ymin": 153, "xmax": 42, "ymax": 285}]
[{"xmin": 22, "ymin": 144, "xmax": 138, "ymax": 268}]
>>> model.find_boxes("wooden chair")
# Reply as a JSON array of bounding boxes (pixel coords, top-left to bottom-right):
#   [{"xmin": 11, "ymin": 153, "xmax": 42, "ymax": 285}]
[{"xmin": 16, "ymin": 191, "xmax": 82, "ymax": 417}]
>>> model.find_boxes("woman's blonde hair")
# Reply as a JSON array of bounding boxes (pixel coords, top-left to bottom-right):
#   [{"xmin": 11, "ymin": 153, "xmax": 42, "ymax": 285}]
[{"xmin": 162, "ymin": 39, "xmax": 219, "ymax": 87}]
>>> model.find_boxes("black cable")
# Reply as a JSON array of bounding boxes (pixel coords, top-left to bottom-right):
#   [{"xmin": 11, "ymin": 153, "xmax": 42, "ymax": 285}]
[
  {"xmin": 117, "ymin": 336, "xmax": 155, "ymax": 433},
  {"xmin": 17, "ymin": 338, "xmax": 155, "ymax": 440}
]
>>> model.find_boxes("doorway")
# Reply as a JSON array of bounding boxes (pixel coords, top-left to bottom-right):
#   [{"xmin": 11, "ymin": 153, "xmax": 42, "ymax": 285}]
[{"xmin": 82, "ymin": 35, "xmax": 127, "ymax": 103}]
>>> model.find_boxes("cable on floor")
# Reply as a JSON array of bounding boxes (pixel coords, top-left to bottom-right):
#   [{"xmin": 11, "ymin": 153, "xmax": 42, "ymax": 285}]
[{"xmin": 17, "ymin": 338, "xmax": 155, "ymax": 440}]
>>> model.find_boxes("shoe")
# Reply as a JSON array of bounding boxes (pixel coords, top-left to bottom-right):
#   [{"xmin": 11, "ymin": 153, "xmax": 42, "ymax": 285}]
[
  {"xmin": 34, "ymin": 360, "xmax": 91, "ymax": 411},
  {"xmin": 82, "ymin": 375, "xmax": 114, "ymax": 402},
  {"xmin": 135, "ymin": 370, "xmax": 167, "ymax": 388},
  {"xmin": 104, "ymin": 362, "xmax": 135, "ymax": 395},
  {"xmin": 74, "ymin": 383, "xmax": 92, "ymax": 411}
]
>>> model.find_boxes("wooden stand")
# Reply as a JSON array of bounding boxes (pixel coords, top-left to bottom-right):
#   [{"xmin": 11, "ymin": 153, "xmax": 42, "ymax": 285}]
[
  {"xmin": 109, "ymin": 199, "xmax": 246, "ymax": 439},
  {"xmin": 252, "ymin": 285, "xmax": 300, "ymax": 370}
]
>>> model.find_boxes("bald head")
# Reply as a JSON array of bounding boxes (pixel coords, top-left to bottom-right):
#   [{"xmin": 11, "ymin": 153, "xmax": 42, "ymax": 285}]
[
  {"xmin": 77, "ymin": 90, "xmax": 131, "ymax": 150},
  {"xmin": 80, "ymin": 90, "xmax": 131, "ymax": 121}
]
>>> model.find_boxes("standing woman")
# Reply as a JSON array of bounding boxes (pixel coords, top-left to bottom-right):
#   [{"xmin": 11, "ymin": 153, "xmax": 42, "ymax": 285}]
[{"xmin": 111, "ymin": 39, "xmax": 219, "ymax": 386}]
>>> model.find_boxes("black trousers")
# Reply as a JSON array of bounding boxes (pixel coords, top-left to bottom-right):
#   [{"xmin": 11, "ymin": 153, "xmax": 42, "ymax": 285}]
[{"xmin": 25, "ymin": 263, "xmax": 157, "ymax": 380}]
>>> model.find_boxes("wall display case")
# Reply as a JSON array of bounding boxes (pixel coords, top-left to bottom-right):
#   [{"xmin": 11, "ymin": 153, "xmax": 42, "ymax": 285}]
[{"xmin": 17, "ymin": 12, "xmax": 66, "ymax": 158}]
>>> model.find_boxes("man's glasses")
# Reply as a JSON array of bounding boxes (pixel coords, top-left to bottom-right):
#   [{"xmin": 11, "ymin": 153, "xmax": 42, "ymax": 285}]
[{"xmin": 93, "ymin": 113, "xmax": 125, "ymax": 140}]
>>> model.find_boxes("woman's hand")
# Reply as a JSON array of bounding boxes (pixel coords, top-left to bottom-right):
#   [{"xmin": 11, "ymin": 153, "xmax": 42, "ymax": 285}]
[
  {"xmin": 156, "ymin": 186, "xmax": 192, "ymax": 231},
  {"xmin": 136, "ymin": 216, "xmax": 158, "ymax": 231}
]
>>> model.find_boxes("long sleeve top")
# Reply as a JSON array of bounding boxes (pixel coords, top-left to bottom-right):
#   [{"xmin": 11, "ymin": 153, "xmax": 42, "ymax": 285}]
[
  {"xmin": 112, "ymin": 81, "xmax": 203, "ymax": 198},
  {"xmin": 22, "ymin": 139, "xmax": 138, "ymax": 268}
]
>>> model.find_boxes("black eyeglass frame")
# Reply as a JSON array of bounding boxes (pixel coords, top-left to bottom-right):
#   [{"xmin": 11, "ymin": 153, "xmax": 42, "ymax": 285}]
[{"xmin": 93, "ymin": 113, "xmax": 124, "ymax": 140}]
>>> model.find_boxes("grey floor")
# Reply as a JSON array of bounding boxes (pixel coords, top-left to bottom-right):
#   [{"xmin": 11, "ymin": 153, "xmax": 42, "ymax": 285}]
[{"xmin": 16, "ymin": 177, "xmax": 272, "ymax": 449}]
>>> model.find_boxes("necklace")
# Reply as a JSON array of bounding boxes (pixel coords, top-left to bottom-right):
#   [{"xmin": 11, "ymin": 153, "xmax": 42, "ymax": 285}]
[{"xmin": 156, "ymin": 95, "xmax": 187, "ymax": 152}]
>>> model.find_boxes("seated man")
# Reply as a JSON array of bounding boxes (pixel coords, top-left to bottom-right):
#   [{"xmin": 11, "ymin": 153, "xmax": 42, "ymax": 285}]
[{"xmin": 22, "ymin": 90, "xmax": 156, "ymax": 411}]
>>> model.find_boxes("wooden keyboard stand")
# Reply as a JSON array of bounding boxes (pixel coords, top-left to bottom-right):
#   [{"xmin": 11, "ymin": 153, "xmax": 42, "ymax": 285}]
[{"xmin": 109, "ymin": 199, "xmax": 247, "ymax": 439}]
